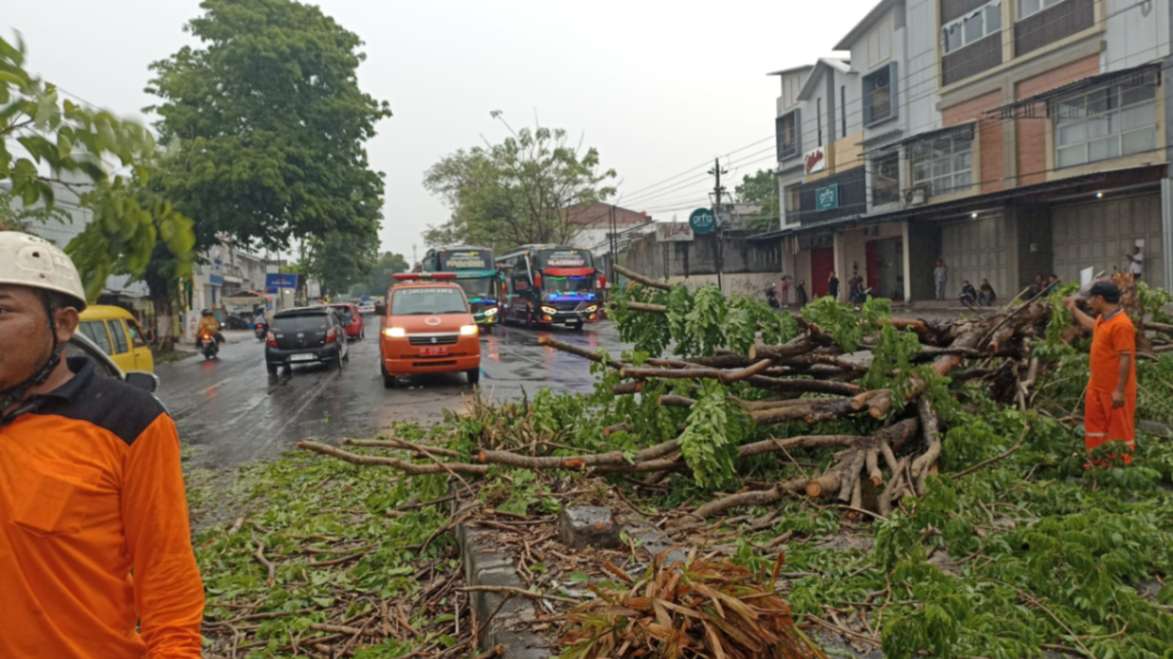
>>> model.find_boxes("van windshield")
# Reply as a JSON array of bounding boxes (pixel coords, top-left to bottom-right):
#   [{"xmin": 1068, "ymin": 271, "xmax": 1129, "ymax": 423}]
[{"xmin": 391, "ymin": 288, "xmax": 468, "ymax": 315}]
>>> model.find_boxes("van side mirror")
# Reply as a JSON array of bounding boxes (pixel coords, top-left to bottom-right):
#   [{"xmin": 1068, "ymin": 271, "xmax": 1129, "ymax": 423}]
[
  {"xmin": 125, "ymin": 372, "xmax": 159, "ymax": 394},
  {"xmin": 374, "ymin": 302, "xmax": 386, "ymax": 315}
]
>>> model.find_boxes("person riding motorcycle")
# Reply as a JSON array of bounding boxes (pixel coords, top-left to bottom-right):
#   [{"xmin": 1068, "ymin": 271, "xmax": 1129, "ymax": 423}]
[{"xmin": 196, "ymin": 309, "xmax": 223, "ymax": 348}]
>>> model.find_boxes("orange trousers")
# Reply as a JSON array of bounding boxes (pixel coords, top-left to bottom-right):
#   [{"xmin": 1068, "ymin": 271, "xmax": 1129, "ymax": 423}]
[{"xmin": 1083, "ymin": 388, "xmax": 1135, "ymax": 465}]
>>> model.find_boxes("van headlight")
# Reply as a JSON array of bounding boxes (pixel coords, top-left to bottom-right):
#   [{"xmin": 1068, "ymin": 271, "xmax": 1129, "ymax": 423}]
[
  {"xmin": 541, "ymin": 306, "xmax": 558, "ymax": 315},
  {"xmin": 483, "ymin": 307, "xmax": 498, "ymax": 316},
  {"xmin": 383, "ymin": 327, "xmax": 406, "ymax": 338},
  {"xmin": 460, "ymin": 324, "xmax": 479, "ymax": 336}
]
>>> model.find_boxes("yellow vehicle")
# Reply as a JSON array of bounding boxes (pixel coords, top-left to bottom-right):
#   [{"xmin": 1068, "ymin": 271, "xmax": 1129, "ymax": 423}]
[{"xmin": 77, "ymin": 305, "xmax": 155, "ymax": 374}]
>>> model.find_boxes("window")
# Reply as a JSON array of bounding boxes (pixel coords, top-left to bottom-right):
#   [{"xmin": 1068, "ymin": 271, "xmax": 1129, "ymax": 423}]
[
  {"xmin": 775, "ymin": 110, "xmax": 800, "ymax": 160},
  {"xmin": 127, "ymin": 319, "xmax": 147, "ymax": 347},
  {"xmin": 840, "ymin": 85, "xmax": 847, "ymax": 137},
  {"xmin": 79, "ymin": 320, "xmax": 112, "ymax": 355},
  {"xmin": 107, "ymin": 320, "xmax": 129, "ymax": 354},
  {"xmin": 1054, "ymin": 72, "xmax": 1158, "ymax": 169},
  {"xmin": 942, "ymin": 0, "xmax": 1002, "ymax": 53},
  {"xmin": 391, "ymin": 288, "xmax": 468, "ymax": 315},
  {"xmin": 863, "ymin": 63, "xmax": 897, "ymax": 127},
  {"xmin": 909, "ymin": 128, "xmax": 974, "ymax": 196},
  {"xmin": 784, "ymin": 184, "xmax": 801, "ymax": 218},
  {"xmin": 872, "ymin": 152, "xmax": 900, "ymax": 205},
  {"xmin": 1018, "ymin": 0, "xmax": 1065, "ymax": 19},
  {"xmin": 817, "ymin": 97, "xmax": 823, "ymax": 147}
]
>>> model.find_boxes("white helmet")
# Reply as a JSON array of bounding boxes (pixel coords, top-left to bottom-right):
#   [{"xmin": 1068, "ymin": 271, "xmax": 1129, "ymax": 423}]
[{"xmin": 0, "ymin": 231, "xmax": 87, "ymax": 310}]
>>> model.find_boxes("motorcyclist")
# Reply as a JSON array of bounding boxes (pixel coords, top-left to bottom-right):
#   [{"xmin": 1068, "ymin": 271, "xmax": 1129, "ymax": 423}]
[
  {"xmin": 196, "ymin": 309, "xmax": 224, "ymax": 348},
  {"xmin": 0, "ymin": 231, "xmax": 204, "ymax": 656},
  {"xmin": 253, "ymin": 305, "xmax": 267, "ymax": 328}
]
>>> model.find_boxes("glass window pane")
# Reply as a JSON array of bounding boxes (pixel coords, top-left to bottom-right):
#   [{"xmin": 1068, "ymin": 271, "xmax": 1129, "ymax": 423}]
[
  {"xmin": 945, "ymin": 25, "xmax": 962, "ymax": 52},
  {"xmin": 1088, "ymin": 137, "xmax": 1119, "ymax": 161},
  {"xmin": 954, "ymin": 171, "xmax": 973, "ymax": 189},
  {"xmin": 1056, "ymin": 96, "xmax": 1085, "ymax": 121},
  {"xmin": 1086, "ymin": 116, "xmax": 1111, "ymax": 139},
  {"xmin": 912, "ymin": 161, "xmax": 930, "ymax": 183},
  {"xmin": 80, "ymin": 320, "xmax": 112, "ymax": 354},
  {"xmin": 933, "ymin": 159, "xmax": 951, "ymax": 178},
  {"xmin": 1020, "ymin": 0, "xmax": 1041, "ymax": 18},
  {"xmin": 1120, "ymin": 103, "xmax": 1155, "ymax": 131},
  {"xmin": 127, "ymin": 320, "xmax": 148, "ymax": 347},
  {"xmin": 1121, "ymin": 82, "xmax": 1156, "ymax": 107},
  {"xmin": 964, "ymin": 11, "xmax": 984, "ymax": 43},
  {"xmin": 1057, "ymin": 145, "xmax": 1086, "ymax": 168},
  {"xmin": 1086, "ymin": 89, "xmax": 1111, "ymax": 115},
  {"xmin": 1057, "ymin": 122, "xmax": 1087, "ymax": 146},
  {"xmin": 986, "ymin": 2, "xmax": 1002, "ymax": 32},
  {"xmin": 108, "ymin": 320, "xmax": 129, "ymax": 354},
  {"xmin": 1121, "ymin": 127, "xmax": 1156, "ymax": 155}
]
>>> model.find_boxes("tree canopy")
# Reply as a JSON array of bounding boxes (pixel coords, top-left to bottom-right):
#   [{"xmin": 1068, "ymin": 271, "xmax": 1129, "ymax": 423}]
[
  {"xmin": 146, "ymin": 0, "xmax": 391, "ymax": 261},
  {"xmin": 734, "ymin": 169, "xmax": 780, "ymax": 230},
  {"xmin": 349, "ymin": 251, "xmax": 409, "ymax": 298},
  {"xmin": 424, "ymin": 121, "xmax": 617, "ymax": 251}
]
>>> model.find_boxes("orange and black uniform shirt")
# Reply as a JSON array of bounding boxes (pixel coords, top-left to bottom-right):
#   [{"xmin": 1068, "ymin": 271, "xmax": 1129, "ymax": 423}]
[
  {"xmin": 0, "ymin": 358, "xmax": 204, "ymax": 658},
  {"xmin": 1085, "ymin": 311, "xmax": 1138, "ymax": 452}
]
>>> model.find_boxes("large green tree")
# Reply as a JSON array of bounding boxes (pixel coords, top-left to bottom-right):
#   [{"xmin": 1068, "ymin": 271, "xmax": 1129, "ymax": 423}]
[
  {"xmin": 424, "ymin": 119, "xmax": 617, "ymax": 251},
  {"xmin": 734, "ymin": 169, "xmax": 781, "ymax": 230},
  {"xmin": 146, "ymin": 0, "xmax": 390, "ymax": 262},
  {"xmin": 350, "ymin": 251, "xmax": 408, "ymax": 298}
]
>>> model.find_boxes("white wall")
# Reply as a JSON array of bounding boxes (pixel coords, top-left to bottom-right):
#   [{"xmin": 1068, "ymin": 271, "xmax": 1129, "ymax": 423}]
[{"xmin": 1103, "ymin": 0, "xmax": 1170, "ymax": 72}]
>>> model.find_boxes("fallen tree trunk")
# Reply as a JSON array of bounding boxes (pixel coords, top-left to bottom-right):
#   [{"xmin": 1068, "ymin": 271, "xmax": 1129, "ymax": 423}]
[
  {"xmin": 620, "ymin": 359, "xmax": 774, "ymax": 383},
  {"xmin": 614, "ymin": 264, "xmax": 673, "ymax": 291},
  {"xmin": 538, "ymin": 336, "xmax": 621, "ymax": 368}
]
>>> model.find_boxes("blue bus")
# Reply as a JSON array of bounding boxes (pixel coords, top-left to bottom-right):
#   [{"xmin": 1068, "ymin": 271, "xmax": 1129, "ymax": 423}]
[{"xmin": 420, "ymin": 246, "xmax": 501, "ymax": 331}]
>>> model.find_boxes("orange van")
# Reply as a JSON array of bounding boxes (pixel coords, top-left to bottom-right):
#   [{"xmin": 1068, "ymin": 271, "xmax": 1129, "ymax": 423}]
[{"xmin": 378, "ymin": 273, "xmax": 482, "ymax": 388}]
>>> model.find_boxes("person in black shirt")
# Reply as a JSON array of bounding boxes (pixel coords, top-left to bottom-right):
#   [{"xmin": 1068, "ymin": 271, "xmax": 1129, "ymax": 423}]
[
  {"xmin": 827, "ymin": 272, "xmax": 840, "ymax": 300},
  {"xmin": 978, "ymin": 278, "xmax": 997, "ymax": 306}
]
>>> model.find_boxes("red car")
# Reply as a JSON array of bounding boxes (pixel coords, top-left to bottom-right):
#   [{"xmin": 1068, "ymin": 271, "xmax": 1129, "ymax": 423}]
[{"xmin": 330, "ymin": 303, "xmax": 365, "ymax": 341}]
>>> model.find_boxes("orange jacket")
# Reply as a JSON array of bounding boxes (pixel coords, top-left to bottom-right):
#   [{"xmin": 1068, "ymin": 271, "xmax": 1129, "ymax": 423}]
[{"xmin": 0, "ymin": 358, "xmax": 204, "ymax": 658}]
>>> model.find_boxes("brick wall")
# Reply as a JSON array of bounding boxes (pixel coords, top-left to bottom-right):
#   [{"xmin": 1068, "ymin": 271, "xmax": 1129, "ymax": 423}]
[
  {"xmin": 1014, "ymin": 55, "xmax": 1100, "ymax": 186},
  {"xmin": 942, "ymin": 89, "xmax": 1005, "ymax": 193}
]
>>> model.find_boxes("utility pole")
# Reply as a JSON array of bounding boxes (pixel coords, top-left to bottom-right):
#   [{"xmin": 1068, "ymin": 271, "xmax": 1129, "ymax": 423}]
[
  {"xmin": 708, "ymin": 158, "xmax": 728, "ymax": 292},
  {"xmin": 608, "ymin": 204, "xmax": 617, "ymax": 288}
]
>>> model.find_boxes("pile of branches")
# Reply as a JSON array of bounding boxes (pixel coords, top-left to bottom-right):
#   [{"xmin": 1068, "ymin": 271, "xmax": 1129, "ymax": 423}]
[
  {"xmin": 301, "ymin": 265, "xmax": 1057, "ymax": 521},
  {"xmin": 559, "ymin": 551, "xmax": 824, "ymax": 658}
]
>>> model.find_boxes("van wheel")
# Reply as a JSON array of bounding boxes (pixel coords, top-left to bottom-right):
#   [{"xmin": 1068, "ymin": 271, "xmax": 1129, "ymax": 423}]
[
  {"xmin": 266, "ymin": 362, "xmax": 278, "ymax": 376},
  {"xmin": 466, "ymin": 368, "xmax": 481, "ymax": 385},
  {"xmin": 383, "ymin": 373, "xmax": 396, "ymax": 388}
]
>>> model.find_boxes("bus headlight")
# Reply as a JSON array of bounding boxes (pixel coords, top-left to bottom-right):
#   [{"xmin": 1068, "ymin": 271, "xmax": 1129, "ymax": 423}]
[
  {"xmin": 460, "ymin": 324, "xmax": 479, "ymax": 337},
  {"xmin": 541, "ymin": 306, "xmax": 558, "ymax": 315},
  {"xmin": 383, "ymin": 327, "xmax": 406, "ymax": 338},
  {"xmin": 583, "ymin": 305, "xmax": 598, "ymax": 313}
]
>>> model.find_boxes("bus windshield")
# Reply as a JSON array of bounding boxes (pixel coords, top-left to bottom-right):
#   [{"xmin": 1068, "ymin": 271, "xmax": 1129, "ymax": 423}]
[
  {"xmin": 456, "ymin": 277, "xmax": 495, "ymax": 298},
  {"xmin": 542, "ymin": 275, "xmax": 594, "ymax": 294}
]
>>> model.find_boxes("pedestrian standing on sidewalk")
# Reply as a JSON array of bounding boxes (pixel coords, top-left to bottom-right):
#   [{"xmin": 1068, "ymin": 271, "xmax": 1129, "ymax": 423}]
[
  {"xmin": 1126, "ymin": 245, "xmax": 1144, "ymax": 282},
  {"xmin": 0, "ymin": 232, "xmax": 205, "ymax": 658},
  {"xmin": 796, "ymin": 280, "xmax": 809, "ymax": 306},
  {"xmin": 1066, "ymin": 280, "xmax": 1137, "ymax": 466},
  {"xmin": 827, "ymin": 271, "xmax": 840, "ymax": 300},
  {"xmin": 933, "ymin": 259, "xmax": 948, "ymax": 301}
]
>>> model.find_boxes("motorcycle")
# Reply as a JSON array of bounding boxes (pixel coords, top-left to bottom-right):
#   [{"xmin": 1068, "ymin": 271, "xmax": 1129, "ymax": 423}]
[
  {"xmin": 254, "ymin": 321, "xmax": 269, "ymax": 341},
  {"xmin": 198, "ymin": 330, "xmax": 220, "ymax": 360}
]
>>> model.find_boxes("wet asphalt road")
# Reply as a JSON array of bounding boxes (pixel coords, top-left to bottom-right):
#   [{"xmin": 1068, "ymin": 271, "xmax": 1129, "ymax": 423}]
[{"xmin": 158, "ymin": 318, "xmax": 628, "ymax": 469}]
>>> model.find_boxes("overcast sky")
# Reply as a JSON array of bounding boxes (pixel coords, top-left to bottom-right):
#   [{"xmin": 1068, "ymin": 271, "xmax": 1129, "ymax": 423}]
[{"xmin": 7, "ymin": 0, "xmax": 878, "ymax": 258}]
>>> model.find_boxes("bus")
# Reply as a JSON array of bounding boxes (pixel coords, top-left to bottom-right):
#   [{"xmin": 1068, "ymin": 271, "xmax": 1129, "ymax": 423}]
[
  {"xmin": 496, "ymin": 244, "xmax": 602, "ymax": 331},
  {"xmin": 420, "ymin": 246, "xmax": 501, "ymax": 331}
]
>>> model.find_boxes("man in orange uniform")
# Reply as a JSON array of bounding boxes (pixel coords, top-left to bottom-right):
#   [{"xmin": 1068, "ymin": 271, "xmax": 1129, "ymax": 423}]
[
  {"xmin": 0, "ymin": 232, "xmax": 204, "ymax": 657},
  {"xmin": 1066, "ymin": 279, "xmax": 1137, "ymax": 464}
]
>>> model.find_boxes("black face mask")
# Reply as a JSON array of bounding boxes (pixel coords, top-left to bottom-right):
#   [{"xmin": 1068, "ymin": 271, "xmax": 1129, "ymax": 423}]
[{"xmin": 0, "ymin": 294, "xmax": 63, "ymax": 414}]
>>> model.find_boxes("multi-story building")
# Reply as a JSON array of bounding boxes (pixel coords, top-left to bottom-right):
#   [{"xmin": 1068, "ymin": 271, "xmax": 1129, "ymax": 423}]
[{"xmin": 763, "ymin": 0, "xmax": 1172, "ymax": 301}]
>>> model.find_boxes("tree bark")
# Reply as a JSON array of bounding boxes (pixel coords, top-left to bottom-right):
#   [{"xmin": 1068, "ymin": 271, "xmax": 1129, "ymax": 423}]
[{"xmin": 614, "ymin": 264, "xmax": 672, "ymax": 291}]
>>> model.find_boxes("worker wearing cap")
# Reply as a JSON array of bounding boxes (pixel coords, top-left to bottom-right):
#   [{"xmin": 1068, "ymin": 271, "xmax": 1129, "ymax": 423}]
[
  {"xmin": 0, "ymin": 232, "xmax": 204, "ymax": 657},
  {"xmin": 1066, "ymin": 279, "xmax": 1137, "ymax": 465}
]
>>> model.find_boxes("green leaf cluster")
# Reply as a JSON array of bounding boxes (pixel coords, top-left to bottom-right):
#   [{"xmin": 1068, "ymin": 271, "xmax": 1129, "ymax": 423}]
[{"xmin": 1, "ymin": 32, "xmax": 154, "ymax": 211}]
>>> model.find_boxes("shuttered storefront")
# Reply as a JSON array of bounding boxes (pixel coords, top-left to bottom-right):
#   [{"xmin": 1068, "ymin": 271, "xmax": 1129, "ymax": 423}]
[
  {"xmin": 940, "ymin": 212, "xmax": 1010, "ymax": 300},
  {"xmin": 1051, "ymin": 193, "xmax": 1163, "ymax": 288}
]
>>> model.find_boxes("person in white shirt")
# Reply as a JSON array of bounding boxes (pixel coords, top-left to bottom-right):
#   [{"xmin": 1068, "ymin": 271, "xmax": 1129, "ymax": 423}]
[{"xmin": 1126, "ymin": 246, "xmax": 1144, "ymax": 281}]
